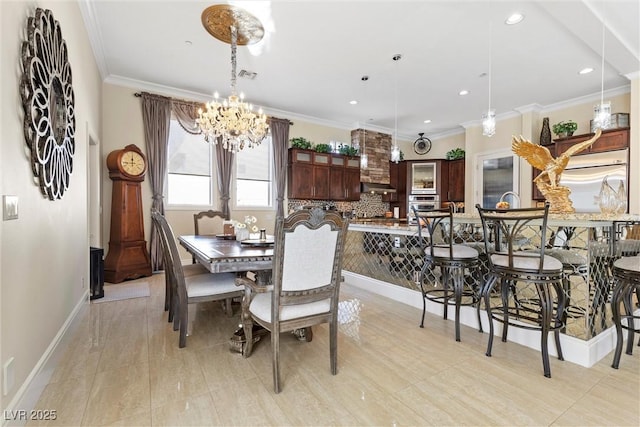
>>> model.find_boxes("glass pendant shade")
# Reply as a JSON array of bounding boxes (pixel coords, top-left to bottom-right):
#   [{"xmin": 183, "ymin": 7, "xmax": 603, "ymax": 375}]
[
  {"xmin": 593, "ymin": 101, "xmax": 611, "ymax": 130},
  {"xmin": 482, "ymin": 109, "xmax": 496, "ymax": 137},
  {"xmin": 360, "ymin": 153, "xmax": 368, "ymax": 168},
  {"xmin": 391, "ymin": 144, "xmax": 401, "ymax": 163}
]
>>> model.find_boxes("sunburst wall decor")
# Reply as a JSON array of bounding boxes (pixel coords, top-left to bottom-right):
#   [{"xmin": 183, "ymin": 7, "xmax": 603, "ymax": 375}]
[{"xmin": 20, "ymin": 8, "xmax": 76, "ymax": 200}]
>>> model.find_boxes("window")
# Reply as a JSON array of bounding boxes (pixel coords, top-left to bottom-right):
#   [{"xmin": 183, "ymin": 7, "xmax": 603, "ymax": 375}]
[
  {"xmin": 166, "ymin": 119, "xmax": 215, "ymax": 207},
  {"xmin": 234, "ymin": 136, "xmax": 273, "ymax": 208}
]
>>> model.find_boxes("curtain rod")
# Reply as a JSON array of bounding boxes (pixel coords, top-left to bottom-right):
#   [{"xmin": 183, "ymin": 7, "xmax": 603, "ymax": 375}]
[{"xmin": 133, "ymin": 92, "xmax": 293, "ymax": 125}]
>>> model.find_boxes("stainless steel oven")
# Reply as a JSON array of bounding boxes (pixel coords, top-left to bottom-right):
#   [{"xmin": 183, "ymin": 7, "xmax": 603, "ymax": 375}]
[
  {"xmin": 410, "ymin": 162, "xmax": 437, "ymax": 194},
  {"xmin": 408, "ymin": 194, "xmax": 440, "ymax": 224}
]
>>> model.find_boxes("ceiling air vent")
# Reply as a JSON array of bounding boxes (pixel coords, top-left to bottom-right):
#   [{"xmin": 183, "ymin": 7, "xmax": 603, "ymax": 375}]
[{"xmin": 238, "ymin": 70, "xmax": 257, "ymax": 80}]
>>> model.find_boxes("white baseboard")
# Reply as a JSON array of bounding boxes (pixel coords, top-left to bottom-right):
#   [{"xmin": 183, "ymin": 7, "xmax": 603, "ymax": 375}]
[
  {"xmin": 2, "ymin": 291, "xmax": 89, "ymax": 427},
  {"xmin": 344, "ymin": 271, "xmax": 619, "ymax": 368}
]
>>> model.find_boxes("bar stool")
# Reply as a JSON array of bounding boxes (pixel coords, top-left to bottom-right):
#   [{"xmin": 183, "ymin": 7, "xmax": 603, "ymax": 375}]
[
  {"xmin": 413, "ymin": 205, "xmax": 482, "ymax": 342},
  {"xmin": 611, "ymin": 255, "xmax": 640, "ymax": 369},
  {"xmin": 476, "ymin": 202, "xmax": 566, "ymax": 378}
]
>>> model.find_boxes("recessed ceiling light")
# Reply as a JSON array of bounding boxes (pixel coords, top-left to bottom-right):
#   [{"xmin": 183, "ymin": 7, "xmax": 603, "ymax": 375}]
[
  {"xmin": 579, "ymin": 67, "xmax": 594, "ymax": 74},
  {"xmin": 459, "ymin": 90, "xmax": 469, "ymax": 96},
  {"xmin": 505, "ymin": 13, "xmax": 524, "ymax": 25},
  {"xmin": 424, "ymin": 119, "xmax": 432, "ymax": 124},
  {"xmin": 349, "ymin": 100, "xmax": 358, "ymax": 105}
]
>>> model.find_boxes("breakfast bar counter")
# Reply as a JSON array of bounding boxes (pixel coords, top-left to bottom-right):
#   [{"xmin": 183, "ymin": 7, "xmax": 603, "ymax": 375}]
[{"xmin": 342, "ymin": 213, "xmax": 640, "ymax": 365}]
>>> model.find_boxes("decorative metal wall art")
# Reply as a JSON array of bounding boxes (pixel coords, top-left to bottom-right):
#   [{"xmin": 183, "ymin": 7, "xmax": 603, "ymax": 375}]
[
  {"xmin": 20, "ymin": 8, "xmax": 76, "ymax": 200},
  {"xmin": 512, "ymin": 129, "xmax": 602, "ymax": 213}
]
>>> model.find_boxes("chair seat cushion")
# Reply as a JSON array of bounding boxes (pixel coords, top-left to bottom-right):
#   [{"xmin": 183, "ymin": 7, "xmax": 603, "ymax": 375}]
[
  {"xmin": 183, "ymin": 263, "xmax": 210, "ymax": 277},
  {"xmin": 491, "ymin": 251, "xmax": 563, "ymax": 272},
  {"xmin": 428, "ymin": 244, "xmax": 479, "ymax": 260},
  {"xmin": 250, "ymin": 292, "xmax": 331, "ymax": 323},
  {"xmin": 546, "ymin": 249, "xmax": 587, "ymax": 266},
  {"xmin": 186, "ymin": 272, "xmax": 240, "ymax": 298},
  {"xmin": 613, "ymin": 256, "xmax": 640, "ymax": 273}
]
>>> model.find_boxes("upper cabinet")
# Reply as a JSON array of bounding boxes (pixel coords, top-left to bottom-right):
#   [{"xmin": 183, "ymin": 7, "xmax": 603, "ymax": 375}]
[
  {"xmin": 288, "ymin": 149, "xmax": 360, "ymax": 201},
  {"xmin": 555, "ymin": 127, "xmax": 629, "ymax": 156},
  {"xmin": 288, "ymin": 149, "xmax": 330, "ymax": 200},
  {"xmin": 444, "ymin": 159, "xmax": 465, "ymax": 203}
]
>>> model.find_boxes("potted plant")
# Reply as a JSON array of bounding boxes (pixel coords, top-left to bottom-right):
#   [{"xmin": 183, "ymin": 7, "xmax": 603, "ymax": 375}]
[
  {"xmin": 289, "ymin": 137, "xmax": 313, "ymax": 149},
  {"xmin": 446, "ymin": 148, "xmax": 465, "ymax": 160},
  {"xmin": 338, "ymin": 145, "xmax": 359, "ymax": 156},
  {"xmin": 552, "ymin": 121, "xmax": 578, "ymax": 138},
  {"xmin": 314, "ymin": 143, "xmax": 332, "ymax": 153}
]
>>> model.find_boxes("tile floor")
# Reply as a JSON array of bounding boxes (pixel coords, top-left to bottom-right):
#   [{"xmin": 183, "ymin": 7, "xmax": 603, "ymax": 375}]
[{"xmin": 24, "ymin": 272, "xmax": 640, "ymax": 426}]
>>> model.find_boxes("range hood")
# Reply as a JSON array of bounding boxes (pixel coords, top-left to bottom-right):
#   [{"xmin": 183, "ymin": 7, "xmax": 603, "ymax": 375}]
[{"xmin": 361, "ymin": 182, "xmax": 397, "ymax": 194}]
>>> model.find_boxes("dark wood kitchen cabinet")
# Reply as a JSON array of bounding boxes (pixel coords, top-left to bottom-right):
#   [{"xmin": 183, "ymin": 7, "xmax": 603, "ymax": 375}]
[
  {"xmin": 444, "ymin": 159, "xmax": 465, "ymax": 202},
  {"xmin": 384, "ymin": 161, "xmax": 407, "ymax": 218},
  {"xmin": 288, "ymin": 149, "xmax": 330, "ymax": 200},
  {"xmin": 344, "ymin": 156, "xmax": 361, "ymax": 201},
  {"xmin": 329, "ymin": 155, "xmax": 360, "ymax": 201},
  {"xmin": 555, "ymin": 127, "xmax": 629, "ymax": 156},
  {"xmin": 289, "ymin": 149, "xmax": 359, "ymax": 201}
]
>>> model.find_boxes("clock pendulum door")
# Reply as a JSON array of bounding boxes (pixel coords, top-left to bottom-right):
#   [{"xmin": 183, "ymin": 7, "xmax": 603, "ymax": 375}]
[{"xmin": 104, "ymin": 144, "xmax": 152, "ymax": 283}]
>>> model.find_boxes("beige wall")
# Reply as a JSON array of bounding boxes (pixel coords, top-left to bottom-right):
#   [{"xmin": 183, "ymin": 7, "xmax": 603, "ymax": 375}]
[{"xmin": 1, "ymin": 0, "xmax": 102, "ymax": 411}]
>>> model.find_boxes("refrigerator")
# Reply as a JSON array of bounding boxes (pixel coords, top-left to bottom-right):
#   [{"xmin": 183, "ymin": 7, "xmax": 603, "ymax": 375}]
[{"xmin": 559, "ymin": 149, "xmax": 628, "ymax": 213}]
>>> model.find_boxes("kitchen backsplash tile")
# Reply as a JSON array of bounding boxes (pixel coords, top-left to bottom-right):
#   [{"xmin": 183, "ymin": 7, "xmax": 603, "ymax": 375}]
[{"xmin": 288, "ymin": 193, "xmax": 389, "ymax": 218}]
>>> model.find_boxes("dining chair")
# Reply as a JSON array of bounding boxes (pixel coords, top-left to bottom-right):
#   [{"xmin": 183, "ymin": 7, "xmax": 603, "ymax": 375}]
[
  {"xmin": 235, "ymin": 207, "xmax": 349, "ymax": 393},
  {"xmin": 476, "ymin": 202, "xmax": 566, "ymax": 378},
  {"xmin": 412, "ymin": 205, "xmax": 482, "ymax": 342},
  {"xmin": 193, "ymin": 210, "xmax": 228, "ymax": 263},
  {"xmin": 152, "ymin": 211, "xmax": 243, "ymax": 347},
  {"xmin": 151, "ymin": 213, "xmax": 210, "ymax": 320}
]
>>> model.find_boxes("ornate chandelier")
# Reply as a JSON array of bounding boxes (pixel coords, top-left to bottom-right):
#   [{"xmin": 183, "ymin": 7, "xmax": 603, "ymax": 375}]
[{"xmin": 197, "ymin": 5, "xmax": 268, "ymax": 152}]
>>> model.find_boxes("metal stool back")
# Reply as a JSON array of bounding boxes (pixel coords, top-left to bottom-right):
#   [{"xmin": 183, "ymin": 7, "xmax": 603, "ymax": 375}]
[
  {"xmin": 413, "ymin": 205, "xmax": 481, "ymax": 342},
  {"xmin": 476, "ymin": 202, "xmax": 566, "ymax": 378},
  {"xmin": 611, "ymin": 255, "xmax": 640, "ymax": 368}
]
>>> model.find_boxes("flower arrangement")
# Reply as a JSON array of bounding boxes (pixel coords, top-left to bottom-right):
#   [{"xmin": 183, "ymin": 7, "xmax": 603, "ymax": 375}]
[{"xmin": 232, "ymin": 215, "xmax": 259, "ymax": 240}]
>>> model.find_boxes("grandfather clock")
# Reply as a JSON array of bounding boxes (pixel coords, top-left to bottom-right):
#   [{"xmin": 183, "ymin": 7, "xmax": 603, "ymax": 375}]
[{"xmin": 104, "ymin": 144, "xmax": 152, "ymax": 283}]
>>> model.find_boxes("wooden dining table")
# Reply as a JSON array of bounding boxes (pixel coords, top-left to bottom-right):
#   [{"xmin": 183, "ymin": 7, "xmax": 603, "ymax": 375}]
[{"xmin": 178, "ymin": 234, "xmax": 274, "ymax": 285}]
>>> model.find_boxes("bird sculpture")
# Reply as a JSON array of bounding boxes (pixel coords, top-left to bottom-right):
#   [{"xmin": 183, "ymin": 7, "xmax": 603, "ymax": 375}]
[{"xmin": 512, "ymin": 128, "xmax": 602, "ymax": 212}]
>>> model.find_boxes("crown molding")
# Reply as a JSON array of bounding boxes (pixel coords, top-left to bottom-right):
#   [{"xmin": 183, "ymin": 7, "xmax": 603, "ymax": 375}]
[
  {"xmin": 514, "ymin": 103, "xmax": 545, "ymax": 114},
  {"xmin": 540, "ymin": 85, "xmax": 631, "ymax": 113},
  {"xmin": 78, "ymin": 0, "xmax": 108, "ymax": 79},
  {"xmin": 624, "ymin": 70, "xmax": 640, "ymax": 80}
]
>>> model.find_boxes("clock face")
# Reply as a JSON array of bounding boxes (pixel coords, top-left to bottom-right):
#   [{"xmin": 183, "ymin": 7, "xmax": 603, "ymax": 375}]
[{"xmin": 120, "ymin": 151, "xmax": 145, "ymax": 176}]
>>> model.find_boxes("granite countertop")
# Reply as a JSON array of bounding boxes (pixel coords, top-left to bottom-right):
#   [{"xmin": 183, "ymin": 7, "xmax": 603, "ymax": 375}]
[{"xmin": 454, "ymin": 212, "xmax": 640, "ymax": 222}]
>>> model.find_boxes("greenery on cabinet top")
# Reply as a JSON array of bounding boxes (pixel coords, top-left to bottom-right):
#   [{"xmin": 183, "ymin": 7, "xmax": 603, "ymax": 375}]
[{"xmin": 289, "ymin": 137, "xmax": 360, "ymax": 156}]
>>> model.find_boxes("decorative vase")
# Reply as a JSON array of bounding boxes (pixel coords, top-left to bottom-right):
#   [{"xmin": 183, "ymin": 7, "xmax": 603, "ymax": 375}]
[
  {"xmin": 540, "ymin": 117, "xmax": 552, "ymax": 145},
  {"xmin": 597, "ymin": 176, "xmax": 617, "ymax": 215},
  {"xmin": 615, "ymin": 180, "xmax": 627, "ymax": 214}
]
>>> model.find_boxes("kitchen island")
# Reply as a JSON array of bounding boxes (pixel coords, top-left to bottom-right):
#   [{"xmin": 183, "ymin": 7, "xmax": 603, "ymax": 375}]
[{"xmin": 342, "ymin": 213, "xmax": 640, "ymax": 366}]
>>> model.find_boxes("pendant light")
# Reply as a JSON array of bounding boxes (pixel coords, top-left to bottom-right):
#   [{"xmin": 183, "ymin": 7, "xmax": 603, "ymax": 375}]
[
  {"xmin": 482, "ymin": 22, "xmax": 496, "ymax": 137},
  {"xmin": 390, "ymin": 54, "xmax": 401, "ymax": 163},
  {"xmin": 593, "ymin": 19, "xmax": 611, "ymax": 130},
  {"xmin": 360, "ymin": 76, "xmax": 369, "ymax": 169}
]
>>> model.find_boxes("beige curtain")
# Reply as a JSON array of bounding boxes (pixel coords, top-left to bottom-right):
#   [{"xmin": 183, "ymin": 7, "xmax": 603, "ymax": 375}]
[
  {"xmin": 269, "ymin": 117, "xmax": 291, "ymax": 218},
  {"xmin": 216, "ymin": 138, "xmax": 234, "ymax": 217},
  {"xmin": 171, "ymin": 99, "xmax": 203, "ymax": 134},
  {"xmin": 140, "ymin": 92, "xmax": 171, "ymax": 271}
]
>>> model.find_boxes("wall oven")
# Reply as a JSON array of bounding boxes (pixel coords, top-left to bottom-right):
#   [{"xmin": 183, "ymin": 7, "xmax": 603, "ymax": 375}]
[{"xmin": 408, "ymin": 194, "xmax": 440, "ymax": 224}]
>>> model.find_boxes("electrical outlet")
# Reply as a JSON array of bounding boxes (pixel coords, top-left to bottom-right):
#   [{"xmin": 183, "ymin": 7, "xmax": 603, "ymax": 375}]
[
  {"xmin": 3, "ymin": 357, "xmax": 15, "ymax": 396},
  {"xmin": 82, "ymin": 277, "xmax": 85, "ymax": 289}
]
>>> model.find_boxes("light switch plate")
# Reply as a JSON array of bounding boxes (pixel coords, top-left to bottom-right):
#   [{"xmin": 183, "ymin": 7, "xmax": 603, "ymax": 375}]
[{"xmin": 3, "ymin": 195, "xmax": 18, "ymax": 220}]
